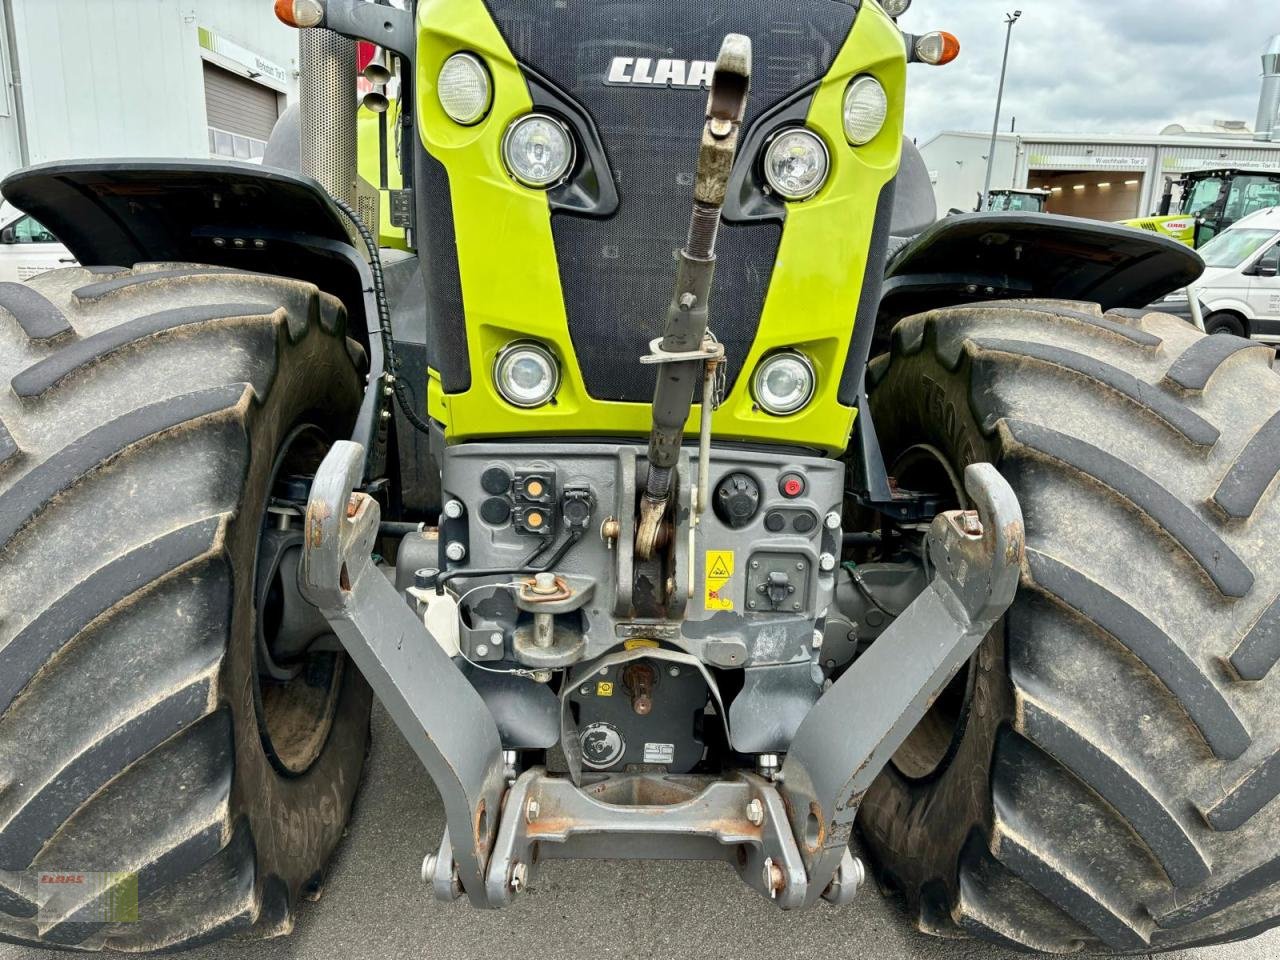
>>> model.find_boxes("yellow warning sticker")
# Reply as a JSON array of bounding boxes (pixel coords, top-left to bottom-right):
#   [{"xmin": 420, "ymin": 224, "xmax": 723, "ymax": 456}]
[
  {"xmin": 623, "ymin": 639, "xmax": 659, "ymax": 650},
  {"xmin": 705, "ymin": 550, "xmax": 735, "ymax": 611},
  {"xmin": 596, "ymin": 681, "xmax": 614, "ymax": 697}
]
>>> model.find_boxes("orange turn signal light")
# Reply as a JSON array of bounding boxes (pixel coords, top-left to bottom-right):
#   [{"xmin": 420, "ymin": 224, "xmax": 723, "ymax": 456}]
[
  {"xmin": 915, "ymin": 31, "xmax": 961, "ymax": 66},
  {"xmin": 274, "ymin": 0, "xmax": 325, "ymax": 28}
]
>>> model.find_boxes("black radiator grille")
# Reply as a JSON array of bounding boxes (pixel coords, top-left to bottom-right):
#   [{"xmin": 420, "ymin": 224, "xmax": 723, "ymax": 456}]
[{"xmin": 483, "ymin": 0, "xmax": 857, "ymax": 402}]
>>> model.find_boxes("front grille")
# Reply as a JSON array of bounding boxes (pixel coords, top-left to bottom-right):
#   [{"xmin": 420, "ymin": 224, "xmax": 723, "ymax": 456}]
[{"xmin": 483, "ymin": 0, "xmax": 858, "ymax": 402}]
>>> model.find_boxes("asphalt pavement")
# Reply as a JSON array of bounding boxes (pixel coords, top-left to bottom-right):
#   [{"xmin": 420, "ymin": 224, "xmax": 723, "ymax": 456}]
[{"xmin": 6, "ymin": 703, "xmax": 1280, "ymax": 960}]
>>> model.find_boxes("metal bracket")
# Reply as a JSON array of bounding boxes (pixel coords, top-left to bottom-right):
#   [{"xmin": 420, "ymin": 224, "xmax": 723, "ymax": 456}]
[
  {"xmin": 321, "ymin": 0, "xmax": 416, "ymax": 64},
  {"xmin": 477, "ymin": 769, "xmax": 811, "ymax": 909},
  {"xmin": 639, "ymin": 335, "xmax": 725, "ymax": 365},
  {"xmin": 299, "ymin": 440, "xmax": 506, "ymax": 906},
  {"xmin": 779, "ymin": 463, "xmax": 1024, "ymax": 906}
]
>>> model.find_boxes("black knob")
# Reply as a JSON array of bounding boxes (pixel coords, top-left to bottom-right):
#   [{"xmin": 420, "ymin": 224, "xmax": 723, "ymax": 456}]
[
  {"xmin": 714, "ymin": 472, "xmax": 761, "ymax": 529},
  {"xmin": 480, "ymin": 497, "xmax": 512, "ymax": 525},
  {"xmin": 481, "ymin": 467, "xmax": 512, "ymax": 495}
]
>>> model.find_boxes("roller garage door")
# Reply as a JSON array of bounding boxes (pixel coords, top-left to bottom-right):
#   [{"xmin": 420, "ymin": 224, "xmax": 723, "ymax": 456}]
[
  {"xmin": 1029, "ymin": 171, "xmax": 1146, "ymax": 220},
  {"xmin": 203, "ymin": 62, "xmax": 279, "ymax": 159}
]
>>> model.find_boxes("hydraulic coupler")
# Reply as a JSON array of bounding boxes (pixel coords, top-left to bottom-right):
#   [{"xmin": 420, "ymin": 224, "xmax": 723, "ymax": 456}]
[{"xmin": 636, "ymin": 34, "xmax": 751, "ymax": 559}]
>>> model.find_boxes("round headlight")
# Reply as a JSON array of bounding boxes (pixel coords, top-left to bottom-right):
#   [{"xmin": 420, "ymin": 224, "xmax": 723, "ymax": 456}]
[
  {"xmin": 763, "ymin": 129, "xmax": 830, "ymax": 201},
  {"xmin": 752, "ymin": 352, "xmax": 816, "ymax": 416},
  {"xmin": 843, "ymin": 76, "xmax": 888, "ymax": 145},
  {"xmin": 494, "ymin": 342, "xmax": 560, "ymax": 408},
  {"xmin": 879, "ymin": 0, "xmax": 912, "ymax": 17},
  {"xmin": 501, "ymin": 113, "xmax": 575, "ymax": 188},
  {"xmin": 437, "ymin": 53, "xmax": 492, "ymax": 125}
]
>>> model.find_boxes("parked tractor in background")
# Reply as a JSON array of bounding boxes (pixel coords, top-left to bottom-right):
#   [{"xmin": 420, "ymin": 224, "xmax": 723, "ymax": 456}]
[
  {"xmin": 1, "ymin": 0, "xmax": 1280, "ymax": 956},
  {"xmin": 1125, "ymin": 166, "xmax": 1280, "ymax": 247},
  {"xmin": 980, "ymin": 186, "xmax": 1050, "ymax": 212}
]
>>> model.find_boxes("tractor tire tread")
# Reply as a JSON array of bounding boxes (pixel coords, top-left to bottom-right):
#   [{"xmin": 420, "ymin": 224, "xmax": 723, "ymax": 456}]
[
  {"xmin": 860, "ymin": 300, "xmax": 1280, "ymax": 954},
  {"xmin": 0, "ymin": 264, "xmax": 366, "ymax": 951},
  {"xmin": 0, "ymin": 281, "xmax": 73, "ymax": 341}
]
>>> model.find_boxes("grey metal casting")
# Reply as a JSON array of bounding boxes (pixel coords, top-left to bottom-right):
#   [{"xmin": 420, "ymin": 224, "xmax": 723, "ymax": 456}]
[
  {"xmin": 477, "ymin": 770, "xmax": 811, "ymax": 908},
  {"xmin": 778, "ymin": 463, "xmax": 1024, "ymax": 906},
  {"xmin": 300, "ymin": 440, "xmax": 506, "ymax": 906}
]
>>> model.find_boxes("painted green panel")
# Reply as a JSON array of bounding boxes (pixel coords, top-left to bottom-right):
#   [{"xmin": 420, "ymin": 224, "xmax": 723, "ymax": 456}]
[{"xmin": 416, "ymin": 0, "xmax": 905, "ymax": 455}]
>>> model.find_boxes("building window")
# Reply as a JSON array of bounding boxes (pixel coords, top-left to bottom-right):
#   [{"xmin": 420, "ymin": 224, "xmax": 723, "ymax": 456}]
[{"xmin": 208, "ymin": 127, "xmax": 267, "ymax": 161}]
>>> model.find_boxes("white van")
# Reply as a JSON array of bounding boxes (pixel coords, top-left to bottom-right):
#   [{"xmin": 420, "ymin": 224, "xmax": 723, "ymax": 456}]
[
  {"xmin": 0, "ymin": 203, "xmax": 76, "ymax": 283},
  {"xmin": 1161, "ymin": 206, "xmax": 1280, "ymax": 339}
]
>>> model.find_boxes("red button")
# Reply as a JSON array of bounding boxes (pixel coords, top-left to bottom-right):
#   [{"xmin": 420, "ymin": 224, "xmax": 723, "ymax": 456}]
[{"xmin": 780, "ymin": 474, "xmax": 805, "ymax": 498}]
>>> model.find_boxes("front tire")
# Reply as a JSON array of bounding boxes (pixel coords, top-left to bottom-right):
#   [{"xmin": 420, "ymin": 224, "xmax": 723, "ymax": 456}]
[
  {"xmin": 861, "ymin": 300, "xmax": 1280, "ymax": 953},
  {"xmin": 0, "ymin": 265, "xmax": 371, "ymax": 951},
  {"xmin": 1205, "ymin": 310, "xmax": 1248, "ymax": 338}
]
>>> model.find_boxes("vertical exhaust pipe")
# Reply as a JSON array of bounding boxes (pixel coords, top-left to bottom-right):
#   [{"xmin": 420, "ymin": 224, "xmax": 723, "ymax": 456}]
[
  {"xmin": 1256, "ymin": 34, "xmax": 1280, "ymax": 143},
  {"xmin": 299, "ymin": 27, "xmax": 358, "ymax": 203}
]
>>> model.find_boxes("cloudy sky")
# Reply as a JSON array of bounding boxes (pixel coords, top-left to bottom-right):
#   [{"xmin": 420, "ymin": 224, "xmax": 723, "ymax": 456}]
[{"xmin": 896, "ymin": 1, "xmax": 1279, "ymax": 145}]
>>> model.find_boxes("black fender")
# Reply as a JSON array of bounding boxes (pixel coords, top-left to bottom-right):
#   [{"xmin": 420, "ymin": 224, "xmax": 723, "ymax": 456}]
[
  {"xmin": 0, "ymin": 158, "xmax": 387, "ymax": 471},
  {"xmin": 878, "ymin": 212, "xmax": 1204, "ymax": 329},
  {"xmin": 849, "ymin": 212, "xmax": 1204, "ymax": 520}
]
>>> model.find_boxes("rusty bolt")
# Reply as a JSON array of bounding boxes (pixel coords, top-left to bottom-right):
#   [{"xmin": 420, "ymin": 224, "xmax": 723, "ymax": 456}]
[
  {"xmin": 762, "ymin": 857, "xmax": 785, "ymax": 899},
  {"xmin": 961, "ymin": 510, "xmax": 983, "ymax": 536},
  {"xmin": 346, "ymin": 494, "xmax": 361, "ymax": 518},
  {"xmin": 510, "ymin": 862, "xmax": 529, "ymax": 893},
  {"xmin": 526, "ymin": 799, "xmax": 540, "ymax": 823},
  {"xmin": 746, "ymin": 798, "xmax": 764, "ymax": 826},
  {"xmin": 601, "ymin": 517, "xmax": 621, "ymax": 541}
]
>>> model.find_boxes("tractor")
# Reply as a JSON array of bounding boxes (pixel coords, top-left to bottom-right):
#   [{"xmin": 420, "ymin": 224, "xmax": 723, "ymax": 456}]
[
  {"xmin": 980, "ymin": 186, "xmax": 1050, "ymax": 213},
  {"xmin": 1124, "ymin": 166, "xmax": 1280, "ymax": 247},
  {"xmin": 1, "ymin": 0, "xmax": 1279, "ymax": 955}
]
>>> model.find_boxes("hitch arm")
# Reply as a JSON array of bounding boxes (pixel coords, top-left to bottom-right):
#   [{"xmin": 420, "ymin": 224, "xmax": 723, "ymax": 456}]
[
  {"xmin": 299, "ymin": 440, "xmax": 506, "ymax": 906},
  {"xmin": 780, "ymin": 463, "xmax": 1024, "ymax": 906}
]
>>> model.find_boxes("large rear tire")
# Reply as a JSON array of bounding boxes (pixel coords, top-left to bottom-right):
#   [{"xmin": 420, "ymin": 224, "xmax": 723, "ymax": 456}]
[
  {"xmin": 0, "ymin": 265, "xmax": 371, "ymax": 951},
  {"xmin": 861, "ymin": 300, "xmax": 1280, "ymax": 953}
]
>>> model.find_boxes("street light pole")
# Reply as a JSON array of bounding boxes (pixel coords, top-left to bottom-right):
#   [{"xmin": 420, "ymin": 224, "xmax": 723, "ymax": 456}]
[{"xmin": 981, "ymin": 10, "xmax": 1022, "ymax": 211}]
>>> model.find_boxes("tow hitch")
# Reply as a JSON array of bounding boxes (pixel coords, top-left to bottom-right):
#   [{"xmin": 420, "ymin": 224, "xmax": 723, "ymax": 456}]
[{"xmin": 301, "ymin": 437, "xmax": 1022, "ymax": 907}]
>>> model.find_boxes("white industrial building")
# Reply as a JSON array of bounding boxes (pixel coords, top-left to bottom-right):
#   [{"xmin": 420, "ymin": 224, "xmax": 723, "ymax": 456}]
[
  {"xmin": 921, "ymin": 130, "xmax": 1280, "ymax": 219},
  {"xmin": 0, "ymin": 0, "xmax": 302, "ymax": 182},
  {"xmin": 921, "ymin": 33, "xmax": 1280, "ymax": 219}
]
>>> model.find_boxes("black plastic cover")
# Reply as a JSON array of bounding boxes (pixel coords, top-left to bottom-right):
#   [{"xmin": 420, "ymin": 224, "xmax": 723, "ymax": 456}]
[
  {"xmin": 878, "ymin": 212, "xmax": 1204, "ymax": 329},
  {"xmin": 0, "ymin": 159, "xmax": 366, "ymax": 328}
]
